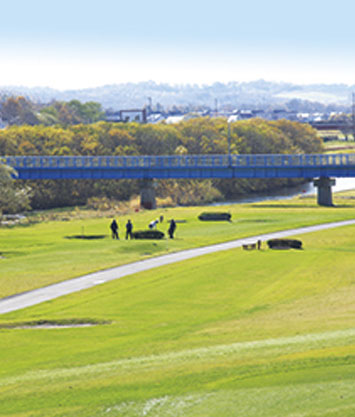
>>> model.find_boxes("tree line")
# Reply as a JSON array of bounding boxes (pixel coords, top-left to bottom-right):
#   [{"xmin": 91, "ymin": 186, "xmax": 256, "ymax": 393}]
[
  {"xmin": 0, "ymin": 96, "xmax": 104, "ymax": 126},
  {"xmin": 0, "ymin": 117, "xmax": 323, "ymax": 210}
]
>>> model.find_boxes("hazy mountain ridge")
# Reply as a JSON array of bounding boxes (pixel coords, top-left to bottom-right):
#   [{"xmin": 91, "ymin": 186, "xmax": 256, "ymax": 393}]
[{"xmin": 0, "ymin": 81, "xmax": 354, "ymax": 111}]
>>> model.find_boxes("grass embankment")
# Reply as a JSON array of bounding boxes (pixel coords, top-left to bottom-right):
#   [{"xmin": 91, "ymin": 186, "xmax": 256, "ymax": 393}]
[
  {"xmin": 1, "ymin": 193, "xmax": 355, "ymax": 298},
  {"xmin": 1, "ymin": 219, "xmax": 355, "ymax": 416},
  {"xmin": 323, "ymin": 138, "xmax": 355, "ymax": 153},
  {"xmin": 1, "ymin": 194, "xmax": 355, "ymax": 416}
]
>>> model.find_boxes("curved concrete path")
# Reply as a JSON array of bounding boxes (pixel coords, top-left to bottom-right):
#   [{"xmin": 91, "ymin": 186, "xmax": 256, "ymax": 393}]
[{"xmin": 1, "ymin": 219, "xmax": 355, "ymax": 314}]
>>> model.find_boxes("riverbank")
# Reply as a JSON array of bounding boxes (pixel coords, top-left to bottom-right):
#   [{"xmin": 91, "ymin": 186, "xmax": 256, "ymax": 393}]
[
  {"xmin": 2, "ymin": 190, "xmax": 355, "ymax": 299},
  {"xmin": 15, "ymin": 176, "xmax": 355, "ymax": 224},
  {"xmin": 2, "ymin": 218, "xmax": 355, "ymax": 314},
  {"xmin": 1, "ymin": 197, "xmax": 355, "ymax": 417}
]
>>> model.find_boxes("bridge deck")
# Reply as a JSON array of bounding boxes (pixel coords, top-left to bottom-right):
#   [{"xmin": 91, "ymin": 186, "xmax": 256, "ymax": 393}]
[{"xmin": 2, "ymin": 154, "xmax": 355, "ymax": 179}]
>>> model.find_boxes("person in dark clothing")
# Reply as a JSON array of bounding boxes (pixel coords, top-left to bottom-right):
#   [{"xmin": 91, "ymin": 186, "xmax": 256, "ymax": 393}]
[
  {"xmin": 110, "ymin": 219, "xmax": 119, "ymax": 239},
  {"xmin": 168, "ymin": 219, "xmax": 176, "ymax": 239},
  {"xmin": 125, "ymin": 219, "xmax": 133, "ymax": 239}
]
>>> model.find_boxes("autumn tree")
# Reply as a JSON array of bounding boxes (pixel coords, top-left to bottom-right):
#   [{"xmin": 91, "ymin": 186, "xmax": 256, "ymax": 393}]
[
  {"xmin": 0, "ymin": 118, "xmax": 324, "ymax": 209},
  {"xmin": 0, "ymin": 96, "xmax": 39, "ymax": 126},
  {"xmin": 271, "ymin": 119, "xmax": 323, "ymax": 154}
]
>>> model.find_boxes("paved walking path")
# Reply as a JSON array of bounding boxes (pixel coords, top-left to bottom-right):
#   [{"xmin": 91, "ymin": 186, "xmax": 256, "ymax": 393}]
[{"xmin": 1, "ymin": 219, "xmax": 355, "ymax": 315}]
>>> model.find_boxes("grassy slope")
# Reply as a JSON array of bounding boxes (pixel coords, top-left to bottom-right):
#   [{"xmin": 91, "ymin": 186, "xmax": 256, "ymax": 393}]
[
  {"xmin": 1, "ymin": 195, "xmax": 355, "ymax": 298},
  {"xmin": 0, "ymin": 203, "xmax": 355, "ymax": 416},
  {"xmin": 323, "ymin": 139, "xmax": 355, "ymax": 153}
]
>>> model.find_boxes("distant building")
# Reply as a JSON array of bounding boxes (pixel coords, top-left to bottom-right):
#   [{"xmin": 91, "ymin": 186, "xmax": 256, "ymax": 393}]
[
  {"xmin": 312, "ymin": 112, "xmax": 325, "ymax": 122},
  {"xmin": 165, "ymin": 115, "xmax": 185, "ymax": 124},
  {"xmin": 227, "ymin": 115, "xmax": 240, "ymax": 123},
  {"xmin": 230, "ymin": 109, "xmax": 265, "ymax": 120},
  {"xmin": 266, "ymin": 109, "xmax": 296, "ymax": 121},
  {"xmin": 105, "ymin": 109, "xmax": 147, "ymax": 123},
  {"xmin": 296, "ymin": 113, "xmax": 311, "ymax": 122},
  {"xmin": 120, "ymin": 109, "xmax": 147, "ymax": 123},
  {"xmin": 105, "ymin": 111, "xmax": 121, "ymax": 122},
  {"xmin": 146, "ymin": 113, "xmax": 165, "ymax": 124},
  {"xmin": 238, "ymin": 110, "xmax": 254, "ymax": 119}
]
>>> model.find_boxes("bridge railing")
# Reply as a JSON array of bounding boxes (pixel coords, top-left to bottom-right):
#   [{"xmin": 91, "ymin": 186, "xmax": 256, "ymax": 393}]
[{"xmin": 2, "ymin": 153, "xmax": 355, "ymax": 169}]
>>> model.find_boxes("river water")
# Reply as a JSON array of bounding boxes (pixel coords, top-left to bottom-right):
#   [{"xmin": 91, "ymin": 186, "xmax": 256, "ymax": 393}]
[{"xmin": 214, "ymin": 177, "xmax": 355, "ymax": 205}]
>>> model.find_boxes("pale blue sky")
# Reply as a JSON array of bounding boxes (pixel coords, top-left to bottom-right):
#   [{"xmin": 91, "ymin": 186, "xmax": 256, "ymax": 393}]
[{"xmin": 1, "ymin": 0, "xmax": 355, "ymax": 89}]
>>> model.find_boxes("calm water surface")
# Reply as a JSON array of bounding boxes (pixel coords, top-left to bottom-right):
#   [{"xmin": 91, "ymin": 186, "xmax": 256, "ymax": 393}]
[{"xmin": 214, "ymin": 177, "xmax": 355, "ymax": 206}]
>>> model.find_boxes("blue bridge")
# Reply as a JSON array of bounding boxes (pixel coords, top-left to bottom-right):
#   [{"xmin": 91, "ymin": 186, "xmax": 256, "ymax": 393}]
[
  {"xmin": 3, "ymin": 153, "xmax": 355, "ymax": 180},
  {"xmin": 2, "ymin": 153, "xmax": 355, "ymax": 207}
]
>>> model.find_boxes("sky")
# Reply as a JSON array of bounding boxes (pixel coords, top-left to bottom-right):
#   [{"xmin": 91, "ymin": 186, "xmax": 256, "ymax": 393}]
[{"xmin": 1, "ymin": 0, "xmax": 355, "ymax": 90}]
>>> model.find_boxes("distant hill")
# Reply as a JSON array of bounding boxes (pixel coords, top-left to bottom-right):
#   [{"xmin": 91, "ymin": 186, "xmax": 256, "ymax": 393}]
[{"xmin": 0, "ymin": 81, "xmax": 354, "ymax": 111}]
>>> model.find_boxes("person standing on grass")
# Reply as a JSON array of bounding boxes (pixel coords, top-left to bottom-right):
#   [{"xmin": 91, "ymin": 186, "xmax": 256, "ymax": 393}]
[
  {"xmin": 168, "ymin": 219, "xmax": 176, "ymax": 239},
  {"xmin": 125, "ymin": 219, "xmax": 133, "ymax": 239},
  {"xmin": 110, "ymin": 219, "xmax": 119, "ymax": 239}
]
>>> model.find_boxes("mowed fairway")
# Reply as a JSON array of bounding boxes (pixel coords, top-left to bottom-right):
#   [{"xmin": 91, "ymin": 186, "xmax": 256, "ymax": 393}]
[
  {"xmin": 2, "ymin": 196, "xmax": 355, "ymax": 298},
  {"xmin": 0, "ymin": 196, "xmax": 355, "ymax": 416}
]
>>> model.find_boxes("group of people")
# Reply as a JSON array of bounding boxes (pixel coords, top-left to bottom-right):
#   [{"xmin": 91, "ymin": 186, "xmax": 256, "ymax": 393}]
[
  {"xmin": 110, "ymin": 217, "xmax": 177, "ymax": 239},
  {"xmin": 110, "ymin": 219, "xmax": 133, "ymax": 240}
]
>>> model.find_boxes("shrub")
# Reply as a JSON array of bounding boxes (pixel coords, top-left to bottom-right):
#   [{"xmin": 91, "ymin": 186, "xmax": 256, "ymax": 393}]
[
  {"xmin": 198, "ymin": 212, "xmax": 231, "ymax": 221},
  {"xmin": 267, "ymin": 239, "xmax": 302, "ymax": 249},
  {"xmin": 132, "ymin": 230, "xmax": 165, "ymax": 239}
]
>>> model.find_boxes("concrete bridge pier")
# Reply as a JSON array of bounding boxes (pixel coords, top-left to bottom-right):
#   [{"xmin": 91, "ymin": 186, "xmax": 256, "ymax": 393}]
[
  {"xmin": 140, "ymin": 178, "xmax": 157, "ymax": 210},
  {"xmin": 313, "ymin": 177, "xmax": 335, "ymax": 206}
]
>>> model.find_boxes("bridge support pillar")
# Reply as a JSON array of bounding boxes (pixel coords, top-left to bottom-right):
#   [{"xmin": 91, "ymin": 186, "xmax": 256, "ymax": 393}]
[
  {"xmin": 140, "ymin": 179, "xmax": 156, "ymax": 210},
  {"xmin": 313, "ymin": 177, "xmax": 335, "ymax": 206}
]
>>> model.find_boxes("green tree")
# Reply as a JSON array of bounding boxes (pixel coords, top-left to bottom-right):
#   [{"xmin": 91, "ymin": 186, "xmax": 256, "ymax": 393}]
[
  {"xmin": 0, "ymin": 162, "xmax": 31, "ymax": 215},
  {"xmin": 67, "ymin": 100, "xmax": 104, "ymax": 124},
  {"xmin": 39, "ymin": 100, "xmax": 104, "ymax": 126}
]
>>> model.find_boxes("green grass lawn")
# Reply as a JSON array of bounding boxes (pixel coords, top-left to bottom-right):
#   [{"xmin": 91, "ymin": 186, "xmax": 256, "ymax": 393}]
[
  {"xmin": 1, "ymin": 193, "xmax": 355, "ymax": 298},
  {"xmin": 0, "ymin": 195, "xmax": 355, "ymax": 416}
]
